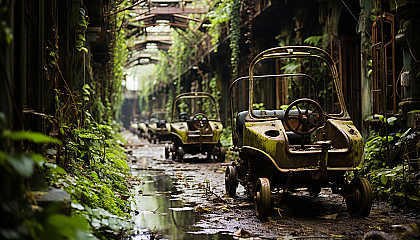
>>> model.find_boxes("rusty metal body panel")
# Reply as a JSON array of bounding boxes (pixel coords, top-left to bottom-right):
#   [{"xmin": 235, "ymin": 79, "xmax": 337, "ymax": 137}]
[
  {"xmin": 242, "ymin": 119, "xmax": 363, "ymax": 171},
  {"xmin": 171, "ymin": 121, "xmax": 223, "ymax": 145}
]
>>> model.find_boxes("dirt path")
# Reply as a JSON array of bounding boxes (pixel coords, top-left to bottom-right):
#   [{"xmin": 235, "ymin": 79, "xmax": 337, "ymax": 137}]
[{"xmin": 124, "ymin": 132, "xmax": 420, "ymax": 239}]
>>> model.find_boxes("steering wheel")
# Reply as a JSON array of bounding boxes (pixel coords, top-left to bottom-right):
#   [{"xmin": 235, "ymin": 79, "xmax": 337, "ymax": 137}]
[
  {"xmin": 284, "ymin": 98, "xmax": 324, "ymax": 135},
  {"xmin": 179, "ymin": 112, "xmax": 189, "ymax": 121},
  {"xmin": 192, "ymin": 113, "xmax": 209, "ymax": 130}
]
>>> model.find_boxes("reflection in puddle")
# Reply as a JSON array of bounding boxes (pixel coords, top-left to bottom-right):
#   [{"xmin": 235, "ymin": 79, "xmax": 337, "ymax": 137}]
[{"xmin": 129, "ymin": 166, "xmax": 231, "ymax": 239}]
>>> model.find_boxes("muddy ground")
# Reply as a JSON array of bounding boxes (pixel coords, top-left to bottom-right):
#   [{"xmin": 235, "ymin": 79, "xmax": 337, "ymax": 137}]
[{"xmin": 123, "ymin": 132, "xmax": 420, "ymax": 240}]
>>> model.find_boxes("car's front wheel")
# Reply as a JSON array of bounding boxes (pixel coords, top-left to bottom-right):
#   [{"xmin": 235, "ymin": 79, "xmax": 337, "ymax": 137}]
[
  {"xmin": 225, "ymin": 165, "xmax": 237, "ymax": 197},
  {"xmin": 346, "ymin": 177, "xmax": 373, "ymax": 217},
  {"xmin": 254, "ymin": 178, "xmax": 271, "ymax": 220}
]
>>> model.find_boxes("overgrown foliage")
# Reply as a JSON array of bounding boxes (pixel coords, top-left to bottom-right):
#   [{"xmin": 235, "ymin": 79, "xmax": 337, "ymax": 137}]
[
  {"xmin": 1, "ymin": 0, "xmax": 132, "ymax": 239},
  {"xmin": 136, "ymin": 0, "xmax": 242, "ymax": 108},
  {"xmin": 229, "ymin": 0, "xmax": 241, "ymax": 78},
  {"xmin": 0, "ymin": 112, "xmax": 92, "ymax": 240},
  {"xmin": 362, "ymin": 115, "xmax": 420, "ymax": 206},
  {"xmin": 57, "ymin": 123, "xmax": 132, "ymax": 239}
]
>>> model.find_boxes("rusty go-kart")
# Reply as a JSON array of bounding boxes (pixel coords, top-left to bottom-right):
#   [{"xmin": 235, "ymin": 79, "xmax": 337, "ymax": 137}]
[
  {"xmin": 165, "ymin": 92, "xmax": 225, "ymax": 162},
  {"xmin": 226, "ymin": 46, "xmax": 372, "ymax": 220},
  {"xmin": 147, "ymin": 111, "xmax": 171, "ymax": 143},
  {"xmin": 137, "ymin": 112, "xmax": 150, "ymax": 139}
]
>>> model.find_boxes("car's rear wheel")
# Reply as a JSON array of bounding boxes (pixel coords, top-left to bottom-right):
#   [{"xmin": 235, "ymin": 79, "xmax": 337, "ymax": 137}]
[
  {"xmin": 346, "ymin": 177, "xmax": 373, "ymax": 217},
  {"xmin": 309, "ymin": 186, "xmax": 321, "ymax": 197},
  {"xmin": 171, "ymin": 145, "xmax": 177, "ymax": 161},
  {"xmin": 215, "ymin": 146, "xmax": 226, "ymax": 162},
  {"xmin": 164, "ymin": 145, "xmax": 170, "ymax": 159},
  {"xmin": 254, "ymin": 178, "xmax": 271, "ymax": 220},
  {"xmin": 225, "ymin": 166, "xmax": 237, "ymax": 197},
  {"xmin": 177, "ymin": 147, "xmax": 184, "ymax": 162}
]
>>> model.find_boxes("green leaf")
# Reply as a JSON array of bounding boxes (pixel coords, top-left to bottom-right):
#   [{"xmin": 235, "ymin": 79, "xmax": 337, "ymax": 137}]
[
  {"xmin": 365, "ymin": 115, "xmax": 374, "ymax": 121},
  {"xmin": 6, "ymin": 154, "xmax": 35, "ymax": 177},
  {"xmin": 303, "ymin": 34, "xmax": 328, "ymax": 46},
  {"xmin": 380, "ymin": 174, "xmax": 388, "ymax": 185},
  {"xmin": 374, "ymin": 114, "xmax": 384, "ymax": 122},
  {"xmin": 48, "ymin": 214, "xmax": 89, "ymax": 240},
  {"xmin": 78, "ymin": 19, "xmax": 87, "ymax": 27},
  {"xmin": 81, "ymin": 47, "xmax": 88, "ymax": 53},
  {"xmin": 105, "ymin": 152, "xmax": 116, "ymax": 160},
  {"xmin": 91, "ymin": 218, "xmax": 101, "ymax": 229},
  {"xmin": 76, "ymin": 41, "xmax": 83, "ymax": 48},
  {"xmin": 384, "ymin": 136, "xmax": 394, "ymax": 142},
  {"xmin": 4, "ymin": 130, "xmax": 61, "ymax": 144},
  {"xmin": 82, "ymin": 84, "xmax": 91, "ymax": 95},
  {"xmin": 44, "ymin": 162, "xmax": 67, "ymax": 175},
  {"xmin": 386, "ymin": 116, "xmax": 397, "ymax": 125},
  {"xmin": 79, "ymin": 8, "xmax": 86, "ymax": 17},
  {"xmin": 78, "ymin": 34, "xmax": 86, "ymax": 41},
  {"xmin": 399, "ymin": 128, "xmax": 411, "ymax": 139},
  {"xmin": 31, "ymin": 153, "xmax": 46, "ymax": 163},
  {"xmin": 78, "ymin": 133, "xmax": 100, "ymax": 139}
]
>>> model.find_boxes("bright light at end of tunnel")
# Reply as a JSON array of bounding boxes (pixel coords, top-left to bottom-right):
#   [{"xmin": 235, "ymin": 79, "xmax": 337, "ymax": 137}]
[{"xmin": 125, "ymin": 75, "xmax": 139, "ymax": 91}]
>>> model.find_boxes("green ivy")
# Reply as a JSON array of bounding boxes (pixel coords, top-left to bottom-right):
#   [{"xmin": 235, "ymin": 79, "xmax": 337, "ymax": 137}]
[
  {"xmin": 207, "ymin": 0, "xmax": 231, "ymax": 47},
  {"xmin": 75, "ymin": 8, "xmax": 88, "ymax": 53},
  {"xmin": 363, "ymin": 130, "xmax": 390, "ymax": 172},
  {"xmin": 206, "ymin": 0, "xmax": 240, "ymax": 77},
  {"xmin": 0, "ymin": 2, "xmax": 13, "ymax": 45},
  {"xmin": 303, "ymin": 34, "xmax": 328, "ymax": 48},
  {"xmin": 0, "ymin": 120, "xmax": 91, "ymax": 240},
  {"xmin": 229, "ymin": 0, "xmax": 240, "ymax": 78}
]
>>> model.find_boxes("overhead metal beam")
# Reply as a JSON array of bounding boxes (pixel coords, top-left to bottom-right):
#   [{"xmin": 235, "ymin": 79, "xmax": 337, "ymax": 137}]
[{"xmin": 149, "ymin": 7, "xmax": 207, "ymax": 14}]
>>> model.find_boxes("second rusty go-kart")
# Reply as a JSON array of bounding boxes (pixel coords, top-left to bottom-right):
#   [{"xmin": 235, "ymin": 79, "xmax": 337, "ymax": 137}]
[
  {"xmin": 226, "ymin": 46, "xmax": 373, "ymax": 220},
  {"xmin": 147, "ymin": 110, "xmax": 171, "ymax": 143},
  {"xmin": 137, "ymin": 112, "xmax": 150, "ymax": 139},
  {"xmin": 165, "ymin": 92, "xmax": 225, "ymax": 162}
]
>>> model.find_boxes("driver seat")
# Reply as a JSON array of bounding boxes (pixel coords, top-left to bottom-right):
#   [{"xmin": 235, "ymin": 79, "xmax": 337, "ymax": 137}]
[{"xmin": 236, "ymin": 110, "xmax": 306, "ymax": 146}]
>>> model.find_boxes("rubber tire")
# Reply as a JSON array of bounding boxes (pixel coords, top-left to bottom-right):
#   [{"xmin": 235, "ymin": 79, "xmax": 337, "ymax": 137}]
[
  {"xmin": 309, "ymin": 186, "xmax": 321, "ymax": 197},
  {"xmin": 177, "ymin": 147, "xmax": 184, "ymax": 162},
  {"xmin": 225, "ymin": 166, "xmax": 237, "ymax": 197},
  {"xmin": 346, "ymin": 177, "xmax": 373, "ymax": 217},
  {"xmin": 172, "ymin": 150, "xmax": 177, "ymax": 161},
  {"xmin": 171, "ymin": 144, "xmax": 177, "ymax": 161},
  {"xmin": 215, "ymin": 147, "xmax": 226, "ymax": 162},
  {"xmin": 164, "ymin": 146, "xmax": 170, "ymax": 159},
  {"xmin": 254, "ymin": 178, "xmax": 271, "ymax": 220}
]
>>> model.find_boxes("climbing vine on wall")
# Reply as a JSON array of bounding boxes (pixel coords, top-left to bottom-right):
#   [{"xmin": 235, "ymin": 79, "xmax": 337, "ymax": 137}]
[
  {"xmin": 75, "ymin": 8, "xmax": 88, "ymax": 53},
  {"xmin": 111, "ymin": 10, "xmax": 128, "ymax": 120},
  {"xmin": 207, "ymin": 0, "xmax": 231, "ymax": 47},
  {"xmin": 207, "ymin": 0, "xmax": 241, "ymax": 77},
  {"xmin": 229, "ymin": 0, "xmax": 241, "ymax": 78}
]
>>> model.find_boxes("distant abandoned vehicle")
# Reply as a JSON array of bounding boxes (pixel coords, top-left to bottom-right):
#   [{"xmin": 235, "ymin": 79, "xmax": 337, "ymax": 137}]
[
  {"xmin": 166, "ymin": 92, "xmax": 225, "ymax": 162},
  {"xmin": 147, "ymin": 111, "xmax": 170, "ymax": 143},
  {"xmin": 138, "ymin": 112, "xmax": 150, "ymax": 139},
  {"xmin": 227, "ymin": 46, "xmax": 372, "ymax": 220}
]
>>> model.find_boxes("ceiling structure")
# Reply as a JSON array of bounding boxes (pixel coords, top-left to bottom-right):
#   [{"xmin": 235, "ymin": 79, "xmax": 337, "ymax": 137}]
[{"xmin": 125, "ymin": 0, "xmax": 208, "ymax": 67}]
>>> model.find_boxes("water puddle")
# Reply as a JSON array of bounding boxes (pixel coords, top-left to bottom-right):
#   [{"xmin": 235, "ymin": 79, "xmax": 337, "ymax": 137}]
[{"xmin": 128, "ymin": 147, "xmax": 233, "ymax": 239}]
